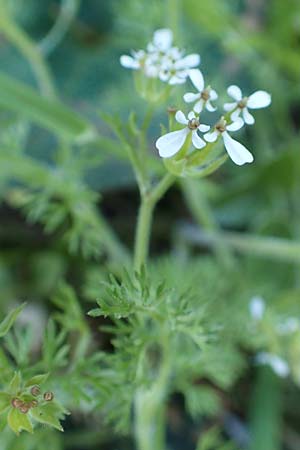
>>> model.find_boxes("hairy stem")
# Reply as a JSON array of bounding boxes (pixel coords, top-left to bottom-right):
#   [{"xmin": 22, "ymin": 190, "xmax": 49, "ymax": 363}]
[{"xmin": 134, "ymin": 338, "xmax": 171, "ymax": 450}]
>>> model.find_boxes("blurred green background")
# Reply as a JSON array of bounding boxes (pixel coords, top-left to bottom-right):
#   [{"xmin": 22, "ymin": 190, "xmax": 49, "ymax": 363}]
[{"xmin": 1, "ymin": 0, "xmax": 300, "ymax": 449}]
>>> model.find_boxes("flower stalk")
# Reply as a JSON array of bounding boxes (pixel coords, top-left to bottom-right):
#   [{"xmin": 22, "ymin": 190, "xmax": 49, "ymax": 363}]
[{"xmin": 134, "ymin": 173, "xmax": 175, "ymax": 270}]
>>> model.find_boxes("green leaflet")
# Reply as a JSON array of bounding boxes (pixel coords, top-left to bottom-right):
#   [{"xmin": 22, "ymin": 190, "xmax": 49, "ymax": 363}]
[
  {"xmin": 0, "ymin": 72, "xmax": 95, "ymax": 142},
  {"xmin": 0, "ymin": 304, "xmax": 26, "ymax": 338},
  {"xmin": 7, "ymin": 408, "xmax": 33, "ymax": 435}
]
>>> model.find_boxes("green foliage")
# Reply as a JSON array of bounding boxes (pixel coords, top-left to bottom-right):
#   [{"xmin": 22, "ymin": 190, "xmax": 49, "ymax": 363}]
[
  {"xmin": 0, "ymin": 0, "xmax": 300, "ymax": 449},
  {"xmin": 0, "ymin": 304, "xmax": 25, "ymax": 338}
]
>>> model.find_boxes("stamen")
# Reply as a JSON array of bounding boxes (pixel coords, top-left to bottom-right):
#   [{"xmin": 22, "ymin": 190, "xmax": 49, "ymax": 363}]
[{"xmin": 188, "ymin": 118, "xmax": 199, "ymax": 130}]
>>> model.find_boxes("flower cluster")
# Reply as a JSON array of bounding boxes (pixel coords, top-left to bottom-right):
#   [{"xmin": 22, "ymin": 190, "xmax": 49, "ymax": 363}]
[
  {"xmin": 156, "ymin": 66, "xmax": 271, "ymax": 166},
  {"xmin": 120, "ymin": 28, "xmax": 200, "ymax": 85},
  {"xmin": 120, "ymin": 28, "xmax": 271, "ymax": 169},
  {"xmin": 248, "ymin": 296, "xmax": 299, "ymax": 378}
]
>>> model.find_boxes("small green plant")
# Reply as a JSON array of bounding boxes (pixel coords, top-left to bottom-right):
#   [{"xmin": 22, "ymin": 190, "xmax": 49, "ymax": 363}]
[{"xmin": 0, "ymin": 2, "xmax": 300, "ymax": 450}]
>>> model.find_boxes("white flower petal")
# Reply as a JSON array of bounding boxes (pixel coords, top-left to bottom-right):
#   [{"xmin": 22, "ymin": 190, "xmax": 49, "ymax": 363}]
[
  {"xmin": 230, "ymin": 108, "xmax": 241, "ymax": 122},
  {"xmin": 175, "ymin": 110, "xmax": 188, "ymax": 125},
  {"xmin": 205, "ymin": 100, "xmax": 217, "ymax": 112},
  {"xmin": 192, "ymin": 130, "xmax": 206, "ymax": 149},
  {"xmin": 156, "ymin": 128, "xmax": 189, "ymax": 158},
  {"xmin": 204, "ymin": 130, "xmax": 219, "ymax": 143},
  {"xmin": 243, "ymin": 107, "xmax": 255, "ymax": 125},
  {"xmin": 120, "ymin": 55, "xmax": 139, "ymax": 69},
  {"xmin": 175, "ymin": 54, "xmax": 200, "ymax": 70},
  {"xmin": 277, "ymin": 318, "xmax": 299, "ymax": 335},
  {"xmin": 249, "ymin": 296, "xmax": 265, "ymax": 320},
  {"xmin": 153, "ymin": 28, "xmax": 173, "ymax": 51},
  {"xmin": 168, "ymin": 74, "xmax": 186, "ymax": 85},
  {"xmin": 194, "ymin": 99, "xmax": 204, "ymax": 113},
  {"xmin": 189, "ymin": 69, "xmax": 204, "ymax": 92},
  {"xmin": 183, "ymin": 92, "xmax": 200, "ymax": 103},
  {"xmin": 224, "ymin": 102, "xmax": 237, "ymax": 112},
  {"xmin": 227, "ymin": 85, "xmax": 242, "ymax": 101},
  {"xmin": 223, "ymin": 132, "xmax": 254, "ymax": 166},
  {"xmin": 247, "ymin": 90, "xmax": 271, "ymax": 109},
  {"xmin": 209, "ymin": 89, "xmax": 218, "ymax": 101},
  {"xmin": 226, "ymin": 117, "xmax": 244, "ymax": 131},
  {"xmin": 256, "ymin": 353, "xmax": 289, "ymax": 378},
  {"xmin": 199, "ymin": 124, "xmax": 210, "ymax": 132},
  {"xmin": 187, "ymin": 111, "xmax": 196, "ymax": 120}
]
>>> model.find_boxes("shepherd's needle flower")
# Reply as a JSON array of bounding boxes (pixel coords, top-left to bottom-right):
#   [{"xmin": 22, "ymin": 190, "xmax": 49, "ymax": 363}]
[
  {"xmin": 204, "ymin": 117, "xmax": 254, "ymax": 166},
  {"xmin": 256, "ymin": 352, "xmax": 290, "ymax": 378},
  {"xmin": 159, "ymin": 54, "xmax": 201, "ymax": 85},
  {"xmin": 120, "ymin": 28, "xmax": 200, "ymax": 85},
  {"xmin": 224, "ymin": 85, "xmax": 271, "ymax": 125},
  {"xmin": 184, "ymin": 69, "xmax": 218, "ymax": 113},
  {"xmin": 147, "ymin": 28, "xmax": 173, "ymax": 53},
  {"xmin": 156, "ymin": 110, "xmax": 210, "ymax": 158},
  {"xmin": 120, "ymin": 50, "xmax": 159, "ymax": 78},
  {"xmin": 249, "ymin": 296, "xmax": 265, "ymax": 321}
]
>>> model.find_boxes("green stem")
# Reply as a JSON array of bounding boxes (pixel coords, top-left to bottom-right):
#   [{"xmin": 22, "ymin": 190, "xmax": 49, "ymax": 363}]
[
  {"xmin": 134, "ymin": 173, "xmax": 175, "ymax": 270},
  {"xmin": 134, "ymin": 338, "xmax": 171, "ymax": 450},
  {"xmin": 39, "ymin": 0, "xmax": 81, "ymax": 56},
  {"xmin": 180, "ymin": 227, "xmax": 300, "ymax": 264},
  {"xmin": 0, "ymin": 6, "xmax": 56, "ymax": 98}
]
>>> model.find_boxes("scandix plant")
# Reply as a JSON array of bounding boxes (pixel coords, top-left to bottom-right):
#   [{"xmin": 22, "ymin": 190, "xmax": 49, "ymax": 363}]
[{"xmin": 1, "ymin": 20, "xmax": 300, "ymax": 450}]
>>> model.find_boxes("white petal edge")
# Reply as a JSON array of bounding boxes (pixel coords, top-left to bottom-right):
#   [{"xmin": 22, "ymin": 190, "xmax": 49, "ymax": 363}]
[
  {"xmin": 230, "ymin": 109, "xmax": 241, "ymax": 123},
  {"xmin": 187, "ymin": 111, "xmax": 196, "ymax": 120},
  {"xmin": 153, "ymin": 28, "xmax": 173, "ymax": 51},
  {"xmin": 199, "ymin": 124, "xmax": 210, "ymax": 133},
  {"xmin": 249, "ymin": 296, "xmax": 265, "ymax": 320},
  {"xmin": 209, "ymin": 89, "xmax": 218, "ymax": 101},
  {"xmin": 205, "ymin": 100, "xmax": 217, "ymax": 112},
  {"xmin": 189, "ymin": 69, "xmax": 204, "ymax": 92},
  {"xmin": 168, "ymin": 75, "xmax": 186, "ymax": 85},
  {"xmin": 192, "ymin": 130, "xmax": 206, "ymax": 149},
  {"xmin": 175, "ymin": 54, "xmax": 200, "ymax": 70},
  {"xmin": 247, "ymin": 90, "xmax": 271, "ymax": 109},
  {"xmin": 227, "ymin": 85, "xmax": 242, "ymax": 101},
  {"xmin": 156, "ymin": 128, "xmax": 189, "ymax": 158},
  {"xmin": 204, "ymin": 130, "xmax": 219, "ymax": 143},
  {"xmin": 175, "ymin": 110, "xmax": 188, "ymax": 125},
  {"xmin": 226, "ymin": 117, "xmax": 244, "ymax": 132},
  {"xmin": 194, "ymin": 99, "xmax": 204, "ymax": 113},
  {"xmin": 224, "ymin": 102, "xmax": 237, "ymax": 112},
  {"xmin": 183, "ymin": 92, "xmax": 200, "ymax": 103},
  {"xmin": 223, "ymin": 132, "xmax": 253, "ymax": 166},
  {"xmin": 243, "ymin": 107, "xmax": 255, "ymax": 125},
  {"xmin": 120, "ymin": 55, "xmax": 139, "ymax": 69},
  {"xmin": 256, "ymin": 353, "xmax": 289, "ymax": 378}
]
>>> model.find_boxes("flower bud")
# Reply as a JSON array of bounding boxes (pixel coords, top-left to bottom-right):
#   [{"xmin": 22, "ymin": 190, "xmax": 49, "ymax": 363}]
[
  {"xmin": 11, "ymin": 398, "xmax": 23, "ymax": 408},
  {"xmin": 29, "ymin": 399, "xmax": 38, "ymax": 408},
  {"xmin": 30, "ymin": 385, "xmax": 40, "ymax": 396},
  {"xmin": 43, "ymin": 391, "xmax": 54, "ymax": 401},
  {"xmin": 19, "ymin": 402, "xmax": 30, "ymax": 414}
]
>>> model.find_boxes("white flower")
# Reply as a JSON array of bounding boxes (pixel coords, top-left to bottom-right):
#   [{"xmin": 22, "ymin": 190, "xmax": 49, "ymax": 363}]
[
  {"xmin": 120, "ymin": 50, "xmax": 160, "ymax": 78},
  {"xmin": 249, "ymin": 296, "xmax": 265, "ymax": 321},
  {"xmin": 120, "ymin": 28, "xmax": 200, "ymax": 85},
  {"xmin": 159, "ymin": 54, "xmax": 201, "ymax": 85},
  {"xmin": 256, "ymin": 352, "xmax": 290, "ymax": 378},
  {"xmin": 277, "ymin": 317, "xmax": 299, "ymax": 335},
  {"xmin": 156, "ymin": 110, "xmax": 210, "ymax": 158},
  {"xmin": 147, "ymin": 28, "xmax": 173, "ymax": 53},
  {"xmin": 204, "ymin": 117, "xmax": 254, "ymax": 166},
  {"xmin": 224, "ymin": 85, "xmax": 271, "ymax": 125},
  {"xmin": 120, "ymin": 50, "xmax": 146, "ymax": 70},
  {"xmin": 183, "ymin": 69, "xmax": 218, "ymax": 113}
]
